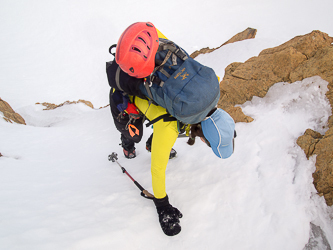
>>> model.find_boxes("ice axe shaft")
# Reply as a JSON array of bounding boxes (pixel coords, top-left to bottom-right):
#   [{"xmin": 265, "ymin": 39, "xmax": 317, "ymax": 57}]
[{"xmin": 108, "ymin": 152, "xmax": 154, "ymax": 200}]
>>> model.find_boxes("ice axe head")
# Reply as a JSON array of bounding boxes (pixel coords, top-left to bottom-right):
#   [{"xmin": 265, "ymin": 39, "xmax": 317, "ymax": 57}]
[{"xmin": 108, "ymin": 152, "xmax": 118, "ymax": 162}]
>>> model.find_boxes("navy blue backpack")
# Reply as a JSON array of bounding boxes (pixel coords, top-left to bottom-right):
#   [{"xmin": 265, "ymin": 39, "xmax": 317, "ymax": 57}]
[{"xmin": 140, "ymin": 38, "xmax": 220, "ymax": 125}]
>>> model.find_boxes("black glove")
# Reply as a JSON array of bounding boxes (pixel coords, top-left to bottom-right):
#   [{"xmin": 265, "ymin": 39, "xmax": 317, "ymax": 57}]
[{"xmin": 154, "ymin": 195, "xmax": 183, "ymax": 236}]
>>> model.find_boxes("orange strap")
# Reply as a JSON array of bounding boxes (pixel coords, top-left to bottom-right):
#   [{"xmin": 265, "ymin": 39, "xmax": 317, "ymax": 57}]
[{"xmin": 128, "ymin": 124, "xmax": 140, "ymax": 137}]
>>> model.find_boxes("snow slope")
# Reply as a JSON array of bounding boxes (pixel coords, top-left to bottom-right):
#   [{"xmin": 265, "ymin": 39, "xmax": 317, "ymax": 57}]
[
  {"xmin": 1, "ymin": 1, "xmax": 333, "ymax": 249},
  {"xmin": 1, "ymin": 76, "xmax": 333, "ymax": 250}
]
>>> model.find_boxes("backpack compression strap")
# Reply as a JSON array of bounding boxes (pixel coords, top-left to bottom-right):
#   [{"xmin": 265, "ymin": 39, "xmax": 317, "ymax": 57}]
[
  {"xmin": 115, "ymin": 66, "xmax": 124, "ymax": 91},
  {"xmin": 108, "ymin": 44, "xmax": 124, "ymax": 92},
  {"xmin": 150, "ymin": 50, "xmax": 173, "ymax": 87},
  {"xmin": 157, "ymin": 42, "xmax": 188, "ymax": 61},
  {"xmin": 149, "ymin": 40, "xmax": 189, "ymax": 88}
]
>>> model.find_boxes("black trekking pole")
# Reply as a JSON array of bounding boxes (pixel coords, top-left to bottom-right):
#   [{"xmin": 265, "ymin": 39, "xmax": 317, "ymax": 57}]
[{"xmin": 108, "ymin": 152, "xmax": 154, "ymax": 200}]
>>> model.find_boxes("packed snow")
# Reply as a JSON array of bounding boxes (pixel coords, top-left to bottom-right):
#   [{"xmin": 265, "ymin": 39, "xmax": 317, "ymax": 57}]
[{"xmin": 1, "ymin": 0, "xmax": 333, "ymax": 249}]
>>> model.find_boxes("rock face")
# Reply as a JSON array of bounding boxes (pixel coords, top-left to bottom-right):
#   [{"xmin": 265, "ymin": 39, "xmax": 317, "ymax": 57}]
[
  {"xmin": 190, "ymin": 27, "xmax": 257, "ymax": 59},
  {"xmin": 296, "ymin": 129, "xmax": 323, "ymax": 159},
  {"xmin": 298, "ymin": 125, "xmax": 333, "ymax": 205},
  {"xmin": 218, "ymin": 30, "xmax": 333, "ymax": 123},
  {"xmin": 217, "ymin": 30, "xmax": 333, "ymax": 206},
  {"xmin": 0, "ymin": 98, "xmax": 26, "ymax": 125}
]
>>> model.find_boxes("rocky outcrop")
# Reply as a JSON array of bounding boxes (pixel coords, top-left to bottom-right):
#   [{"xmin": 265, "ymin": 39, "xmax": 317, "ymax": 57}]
[
  {"xmin": 36, "ymin": 99, "xmax": 94, "ymax": 110},
  {"xmin": 222, "ymin": 27, "xmax": 257, "ymax": 47},
  {"xmin": 217, "ymin": 30, "xmax": 333, "ymax": 205},
  {"xmin": 296, "ymin": 129, "xmax": 323, "ymax": 159},
  {"xmin": 190, "ymin": 27, "xmax": 257, "ymax": 59},
  {"xmin": 290, "ymin": 45, "xmax": 333, "ymax": 108},
  {"xmin": 218, "ymin": 30, "xmax": 333, "ymax": 123},
  {"xmin": 311, "ymin": 128, "xmax": 333, "ymax": 205},
  {"xmin": 0, "ymin": 98, "xmax": 26, "ymax": 125},
  {"xmin": 298, "ymin": 125, "xmax": 333, "ymax": 205}
]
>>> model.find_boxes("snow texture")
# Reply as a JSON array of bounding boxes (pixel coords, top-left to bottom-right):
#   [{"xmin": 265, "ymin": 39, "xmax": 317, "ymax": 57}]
[{"xmin": 1, "ymin": 1, "xmax": 333, "ymax": 249}]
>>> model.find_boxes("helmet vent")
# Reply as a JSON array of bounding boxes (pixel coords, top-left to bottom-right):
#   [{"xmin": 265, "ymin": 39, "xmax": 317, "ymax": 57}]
[
  {"xmin": 147, "ymin": 45, "xmax": 150, "ymax": 50},
  {"xmin": 132, "ymin": 47, "xmax": 141, "ymax": 53},
  {"xmin": 138, "ymin": 37, "xmax": 146, "ymax": 44},
  {"xmin": 147, "ymin": 31, "xmax": 151, "ymax": 37}
]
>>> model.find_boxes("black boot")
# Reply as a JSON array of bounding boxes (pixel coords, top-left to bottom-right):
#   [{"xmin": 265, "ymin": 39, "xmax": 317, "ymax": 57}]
[
  {"xmin": 121, "ymin": 134, "xmax": 136, "ymax": 159},
  {"xmin": 169, "ymin": 148, "xmax": 177, "ymax": 159},
  {"xmin": 145, "ymin": 133, "xmax": 153, "ymax": 152}
]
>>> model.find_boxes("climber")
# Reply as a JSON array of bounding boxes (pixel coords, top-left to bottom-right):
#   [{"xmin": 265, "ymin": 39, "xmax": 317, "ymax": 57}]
[{"xmin": 107, "ymin": 22, "xmax": 236, "ymax": 236}]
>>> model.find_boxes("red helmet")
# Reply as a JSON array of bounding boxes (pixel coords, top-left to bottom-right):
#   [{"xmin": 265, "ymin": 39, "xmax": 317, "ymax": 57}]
[{"xmin": 116, "ymin": 22, "xmax": 159, "ymax": 78}]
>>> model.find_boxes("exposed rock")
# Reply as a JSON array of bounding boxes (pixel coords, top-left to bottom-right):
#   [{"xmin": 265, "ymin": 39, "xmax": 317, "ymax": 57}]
[
  {"xmin": 222, "ymin": 27, "xmax": 257, "ymax": 47},
  {"xmin": 36, "ymin": 99, "xmax": 94, "ymax": 110},
  {"xmin": 311, "ymin": 127, "xmax": 333, "ymax": 206},
  {"xmin": 225, "ymin": 105, "xmax": 254, "ymax": 123},
  {"xmin": 0, "ymin": 98, "xmax": 26, "ymax": 125},
  {"xmin": 260, "ymin": 30, "xmax": 333, "ymax": 59},
  {"xmin": 75, "ymin": 100, "xmax": 94, "ymax": 109},
  {"xmin": 290, "ymin": 46, "xmax": 333, "ymax": 109},
  {"xmin": 190, "ymin": 27, "xmax": 257, "ymax": 59},
  {"xmin": 190, "ymin": 47, "xmax": 214, "ymax": 60},
  {"xmin": 303, "ymin": 223, "xmax": 332, "ymax": 250},
  {"xmin": 0, "ymin": 152, "xmax": 2, "ymax": 157},
  {"xmin": 289, "ymin": 34, "xmax": 333, "ymax": 206},
  {"xmin": 218, "ymin": 47, "xmax": 307, "ymax": 116},
  {"xmin": 99, "ymin": 104, "xmax": 110, "ymax": 109},
  {"xmin": 296, "ymin": 129, "xmax": 323, "ymax": 159},
  {"xmin": 216, "ymin": 30, "xmax": 333, "ymax": 205},
  {"xmin": 218, "ymin": 30, "xmax": 333, "ymax": 123}
]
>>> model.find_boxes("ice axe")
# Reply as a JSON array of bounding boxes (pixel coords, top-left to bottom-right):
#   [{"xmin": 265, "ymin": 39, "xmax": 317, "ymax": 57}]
[{"xmin": 108, "ymin": 152, "xmax": 154, "ymax": 200}]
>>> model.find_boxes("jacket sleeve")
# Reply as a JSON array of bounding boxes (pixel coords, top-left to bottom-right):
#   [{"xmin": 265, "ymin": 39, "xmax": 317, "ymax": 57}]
[
  {"xmin": 106, "ymin": 59, "xmax": 146, "ymax": 99},
  {"xmin": 134, "ymin": 97, "xmax": 179, "ymax": 199}
]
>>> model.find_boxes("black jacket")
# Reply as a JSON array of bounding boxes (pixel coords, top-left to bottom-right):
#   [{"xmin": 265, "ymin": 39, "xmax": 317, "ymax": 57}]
[{"xmin": 106, "ymin": 59, "xmax": 146, "ymax": 99}]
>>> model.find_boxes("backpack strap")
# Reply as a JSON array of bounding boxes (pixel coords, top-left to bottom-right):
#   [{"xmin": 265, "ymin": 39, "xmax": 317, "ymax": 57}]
[
  {"xmin": 148, "ymin": 40, "xmax": 189, "ymax": 87},
  {"xmin": 158, "ymin": 42, "xmax": 188, "ymax": 61},
  {"xmin": 149, "ymin": 50, "xmax": 173, "ymax": 87},
  {"xmin": 143, "ymin": 80, "xmax": 155, "ymax": 101},
  {"xmin": 107, "ymin": 44, "xmax": 125, "ymax": 92},
  {"xmin": 115, "ymin": 66, "xmax": 124, "ymax": 91},
  {"xmin": 145, "ymin": 113, "xmax": 177, "ymax": 127}
]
